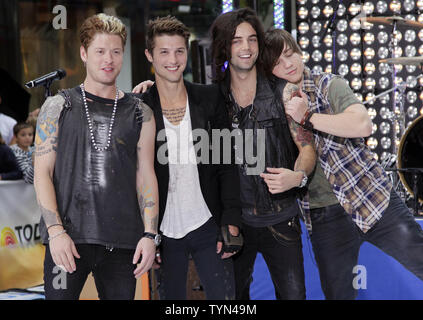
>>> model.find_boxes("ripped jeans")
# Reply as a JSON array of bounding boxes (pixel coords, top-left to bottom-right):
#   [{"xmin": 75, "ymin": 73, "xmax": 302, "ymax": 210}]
[{"xmin": 157, "ymin": 218, "xmax": 235, "ymax": 300}]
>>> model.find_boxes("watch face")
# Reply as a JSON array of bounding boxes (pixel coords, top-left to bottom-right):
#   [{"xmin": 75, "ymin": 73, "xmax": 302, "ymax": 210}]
[{"xmin": 154, "ymin": 234, "xmax": 162, "ymax": 246}]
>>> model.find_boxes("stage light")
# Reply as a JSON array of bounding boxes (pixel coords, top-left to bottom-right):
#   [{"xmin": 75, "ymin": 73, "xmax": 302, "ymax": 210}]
[
  {"xmin": 337, "ymin": 33, "xmax": 348, "ymax": 46},
  {"xmin": 405, "ymin": 45, "xmax": 417, "ymax": 57},
  {"xmin": 302, "ymin": 51, "xmax": 310, "ymax": 63},
  {"xmin": 379, "ymin": 63, "xmax": 390, "ymax": 75},
  {"xmin": 365, "ymin": 62, "xmax": 376, "ymax": 75},
  {"xmin": 367, "ymin": 137, "xmax": 378, "ymax": 150},
  {"xmin": 350, "ymin": 33, "xmax": 361, "ymax": 45},
  {"xmin": 322, "ymin": 5, "xmax": 334, "ymax": 17},
  {"xmin": 378, "ymin": 31, "xmax": 389, "ymax": 44},
  {"xmin": 351, "ymin": 63, "xmax": 362, "ymax": 75},
  {"xmin": 337, "ymin": 19, "xmax": 348, "ymax": 32},
  {"xmin": 381, "ymin": 137, "xmax": 392, "ymax": 149},
  {"xmin": 366, "ymin": 94, "xmax": 376, "ymax": 105},
  {"xmin": 312, "ymin": 65, "xmax": 323, "ymax": 73},
  {"xmin": 363, "ymin": 1, "xmax": 375, "ymax": 14},
  {"xmin": 351, "ymin": 77, "xmax": 362, "ymax": 90},
  {"xmin": 298, "ymin": 22, "xmax": 309, "ymax": 34},
  {"xmin": 404, "ymin": 0, "xmax": 415, "ymax": 11},
  {"xmin": 407, "ymin": 91, "xmax": 418, "ymax": 103},
  {"xmin": 406, "ymin": 75, "xmax": 417, "ymax": 88},
  {"xmin": 311, "ymin": 6, "xmax": 320, "ymax": 18},
  {"xmin": 348, "ymin": 3, "xmax": 361, "ymax": 15},
  {"xmin": 274, "ymin": 0, "xmax": 285, "ymax": 29},
  {"xmin": 380, "ymin": 107, "xmax": 391, "ymax": 119},
  {"xmin": 380, "ymin": 122, "xmax": 391, "ymax": 134},
  {"xmin": 324, "ymin": 50, "xmax": 333, "ymax": 62},
  {"xmin": 378, "ymin": 47, "xmax": 389, "ymax": 59},
  {"xmin": 298, "ymin": 6, "xmax": 308, "ymax": 19},
  {"xmin": 372, "ymin": 123, "xmax": 378, "ymax": 134},
  {"xmin": 405, "ymin": 30, "xmax": 416, "ymax": 42},
  {"xmin": 323, "ymin": 34, "xmax": 333, "ymax": 47},
  {"xmin": 407, "ymin": 106, "xmax": 419, "ymax": 118},
  {"xmin": 222, "ymin": 0, "xmax": 233, "ymax": 13},
  {"xmin": 350, "ymin": 18, "xmax": 361, "ymax": 31},
  {"xmin": 389, "ymin": 0, "xmax": 401, "ymax": 13},
  {"xmin": 312, "ymin": 50, "xmax": 322, "ymax": 62},
  {"xmin": 299, "ymin": 37, "xmax": 309, "ymax": 49},
  {"xmin": 365, "ymin": 77, "xmax": 376, "ymax": 90},
  {"xmin": 363, "ymin": 47, "xmax": 375, "ymax": 60},
  {"xmin": 338, "ymin": 64, "xmax": 349, "ymax": 76},
  {"xmin": 364, "ymin": 33, "xmax": 375, "ymax": 45},
  {"xmin": 376, "ymin": 0, "xmax": 388, "ymax": 13},
  {"xmin": 311, "ymin": 21, "xmax": 322, "ymax": 33},
  {"xmin": 379, "ymin": 76, "xmax": 390, "ymax": 89}
]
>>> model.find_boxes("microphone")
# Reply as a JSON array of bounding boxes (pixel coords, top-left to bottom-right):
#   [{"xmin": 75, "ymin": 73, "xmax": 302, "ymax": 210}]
[{"xmin": 25, "ymin": 69, "xmax": 66, "ymax": 89}]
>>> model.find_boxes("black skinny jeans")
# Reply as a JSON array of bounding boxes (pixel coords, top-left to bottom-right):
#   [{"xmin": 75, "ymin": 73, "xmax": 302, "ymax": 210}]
[
  {"xmin": 43, "ymin": 244, "xmax": 137, "ymax": 300},
  {"xmin": 232, "ymin": 216, "xmax": 306, "ymax": 300},
  {"xmin": 310, "ymin": 190, "xmax": 423, "ymax": 300},
  {"xmin": 157, "ymin": 218, "xmax": 235, "ymax": 300}
]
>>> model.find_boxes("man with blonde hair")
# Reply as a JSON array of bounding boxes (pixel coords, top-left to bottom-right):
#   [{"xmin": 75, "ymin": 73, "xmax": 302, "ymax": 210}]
[{"xmin": 34, "ymin": 13, "xmax": 159, "ymax": 300}]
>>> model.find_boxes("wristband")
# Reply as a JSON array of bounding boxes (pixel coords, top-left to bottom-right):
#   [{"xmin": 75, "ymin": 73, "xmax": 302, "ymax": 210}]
[
  {"xmin": 47, "ymin": 224, "xmax": 63, "ymax": 230},
  {"xmin": 48, "ymin": 230, "xmax": 67, "ymax": 241}
]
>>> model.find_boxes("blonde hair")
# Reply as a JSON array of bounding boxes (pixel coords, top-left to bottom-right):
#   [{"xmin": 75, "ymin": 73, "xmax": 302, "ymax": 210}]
[{"xmin": 79, "ymin": 13, "xmax": 127, "ymax": 50}]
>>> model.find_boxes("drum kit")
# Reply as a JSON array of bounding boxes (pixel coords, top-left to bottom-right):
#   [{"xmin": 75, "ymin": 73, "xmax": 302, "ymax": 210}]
[{"xmin": 360, "ymin": 16, "xmax": 423, "ymax": 214}]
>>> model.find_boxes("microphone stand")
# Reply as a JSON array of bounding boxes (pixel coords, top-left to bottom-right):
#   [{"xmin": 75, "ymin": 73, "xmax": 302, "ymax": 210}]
[
  {"xmin": 321, "ymin": 0, "xmax": 341, "ymax": 41},
  {"xmin": 43, "ymin": 79, "xmax": 53, "ymax": 100},
  {"xmin": 385, "ymin": 167, "xmax": 423, "ymax": 216}
]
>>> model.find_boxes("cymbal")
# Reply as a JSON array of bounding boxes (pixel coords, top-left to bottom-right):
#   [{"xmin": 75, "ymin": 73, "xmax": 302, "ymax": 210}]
[
  {"xmin": 379, "ymin": 56, "xmax": 423, "ymax": 65},
  {"xmin": 361, "ymin": 16, "xmax": 423, "ymax": 29}
]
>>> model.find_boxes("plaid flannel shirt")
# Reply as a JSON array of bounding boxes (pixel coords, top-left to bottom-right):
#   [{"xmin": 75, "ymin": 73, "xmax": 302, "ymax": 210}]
[{"xmin": 299, "ymin": 68, "xmax": 392, "ymax": 233}]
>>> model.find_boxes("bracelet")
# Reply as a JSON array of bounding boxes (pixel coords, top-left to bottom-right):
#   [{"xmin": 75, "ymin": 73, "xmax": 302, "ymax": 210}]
[
  {"xmin": 300, "ymin": 110, "xmax": 310, "ymax": 126},
  {"xmin": 48, "ymin": 230, "xmax": 67, "ymax": 241},
  {"xmin": 47, "ymin": 224, "xmax": 63, "ymax": 230},
  {"xmin": 303, "ymin": 111, "xmax": 315, "ymax": 130}
]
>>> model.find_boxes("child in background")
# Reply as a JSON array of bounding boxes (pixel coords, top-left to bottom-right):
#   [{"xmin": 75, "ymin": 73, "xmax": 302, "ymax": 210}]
[
  {"xmin": 0, "ymin": 132, "xmax": 23, "ymax": 181},
  {"xmin": 10, "ymin": 122, "xmax": 34, "ymax": 184}
]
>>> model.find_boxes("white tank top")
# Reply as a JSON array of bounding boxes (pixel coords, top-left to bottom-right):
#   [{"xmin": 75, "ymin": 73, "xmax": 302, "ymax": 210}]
[{"xmin": 160, "ymin": 99, "xmax": 212, "ymax": 239}]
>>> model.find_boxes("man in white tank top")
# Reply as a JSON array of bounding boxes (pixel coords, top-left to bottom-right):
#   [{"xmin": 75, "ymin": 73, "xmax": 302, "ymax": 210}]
[{"xmin": 141, "ymin": 16, "xmax": 242, "ymax": 300}]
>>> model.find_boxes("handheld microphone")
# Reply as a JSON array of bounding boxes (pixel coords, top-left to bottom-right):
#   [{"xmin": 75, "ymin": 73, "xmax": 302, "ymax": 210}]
[{"xmin": 25, "ymin": 69, "xmax": 66, "ymax": 89}]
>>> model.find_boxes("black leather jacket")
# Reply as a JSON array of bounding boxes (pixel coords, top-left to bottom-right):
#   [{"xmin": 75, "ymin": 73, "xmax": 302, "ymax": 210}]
[{"xmin": 219, "ymin": 73, "xmax": 300, "ymax": 219}]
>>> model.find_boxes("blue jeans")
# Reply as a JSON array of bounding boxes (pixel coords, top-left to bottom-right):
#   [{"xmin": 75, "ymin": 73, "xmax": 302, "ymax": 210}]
[
  {"xmin": 43, "ymin": 244, "xmax": 136, "ymax": 300},
  {"xmin": 310, "ymin": 190, "xmax": 423, "ymax": 299},
  {"xmin": 233, "ymin": 217, "xmax": 306, "ymax": 300},
  {"xmin": 157, "ymin": 218, "xmax": 235, "ymax": 300}
]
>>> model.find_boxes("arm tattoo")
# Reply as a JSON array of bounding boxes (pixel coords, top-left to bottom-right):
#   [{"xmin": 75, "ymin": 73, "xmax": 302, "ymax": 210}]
[
  {"xmin": 38, "ymin": 203, "xmax": 62, "ymax": 227},
  {"xmin": 288, "ymin": 116, "xmax": 314, "ymax": 147},
  {"xmin": 35, "ymin": 95, "xmax": 64, "ymax": 156},
  {"xmin": 140, "ymin": 102, "xmax": 153, "ymax": 123},
  {"xmin": 138, "ymin": 185, "xmax": 157, "ymax": 230}
]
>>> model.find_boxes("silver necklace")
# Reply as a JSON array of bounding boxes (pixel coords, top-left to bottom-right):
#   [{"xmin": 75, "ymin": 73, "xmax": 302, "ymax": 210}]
[{"xmin": 80, "ymin": 83, "xmax": 118, "ymax": 152}]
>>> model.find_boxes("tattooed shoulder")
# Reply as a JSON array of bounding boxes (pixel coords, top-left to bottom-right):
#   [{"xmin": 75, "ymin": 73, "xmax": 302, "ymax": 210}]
[
  {"xmin": 35, "ymin": 95, "xmax": 65, "ymax": 146},
  {"xmin": 140, "ymin": 102, "xmax": 154, "ymax": 123}
]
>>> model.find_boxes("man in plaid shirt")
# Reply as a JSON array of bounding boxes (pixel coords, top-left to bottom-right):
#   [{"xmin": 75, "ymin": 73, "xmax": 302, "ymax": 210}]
[{"xmin": 263, "ymin": 28, "xmax": 423, "ymax": 299}]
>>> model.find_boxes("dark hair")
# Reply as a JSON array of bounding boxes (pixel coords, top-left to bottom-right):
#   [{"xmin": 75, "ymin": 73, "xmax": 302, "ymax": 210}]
[
  {"xmin": 263, "ymin": 28, "xmax": 302, "ymax": 79},
  {"xmin": 209, "ymin": 8, "xmax": 265, "ymax": 82},
  {"xmin": 146, "ymin": 15, "xmax": 190, "ymax": 54},
  {"xmin": 0, "ymin": 132, "xmax": 4, "ymax": 145},
  {"xmin": 13, "ymin": 122, "xmax": 33, "ymax": 136}
]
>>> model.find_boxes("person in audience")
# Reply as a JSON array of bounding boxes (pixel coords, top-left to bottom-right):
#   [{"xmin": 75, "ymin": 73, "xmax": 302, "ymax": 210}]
[
  {"xmin": 0, "ymin": 132, "xmax": 23, "ymax": 181},
  {"xmin": 10, "ymin": 122, "xmax": 34, "ymax": 184}
]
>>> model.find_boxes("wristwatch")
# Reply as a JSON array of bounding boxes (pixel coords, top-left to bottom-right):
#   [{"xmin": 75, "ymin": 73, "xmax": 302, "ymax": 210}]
[
  {"xmin": 143, "ymin": 232, "xmax": 162, "ymax": 246},
  {"xmin": 297, "ymin": 170, "xmax": 308, "ymax": 188}
]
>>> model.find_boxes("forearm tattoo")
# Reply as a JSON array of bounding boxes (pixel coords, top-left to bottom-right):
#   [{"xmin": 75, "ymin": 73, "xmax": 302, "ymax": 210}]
[
  {"xmin": 288, "ymin": 116, "xmax": 314, "ymax": 147},
  {"xmin": 138, "ymin": 185, "xmax": 157, "ymax": 231},
  {"xmin": 38, "ymin": 202, "xmax": 62, "ymax": 227}
]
